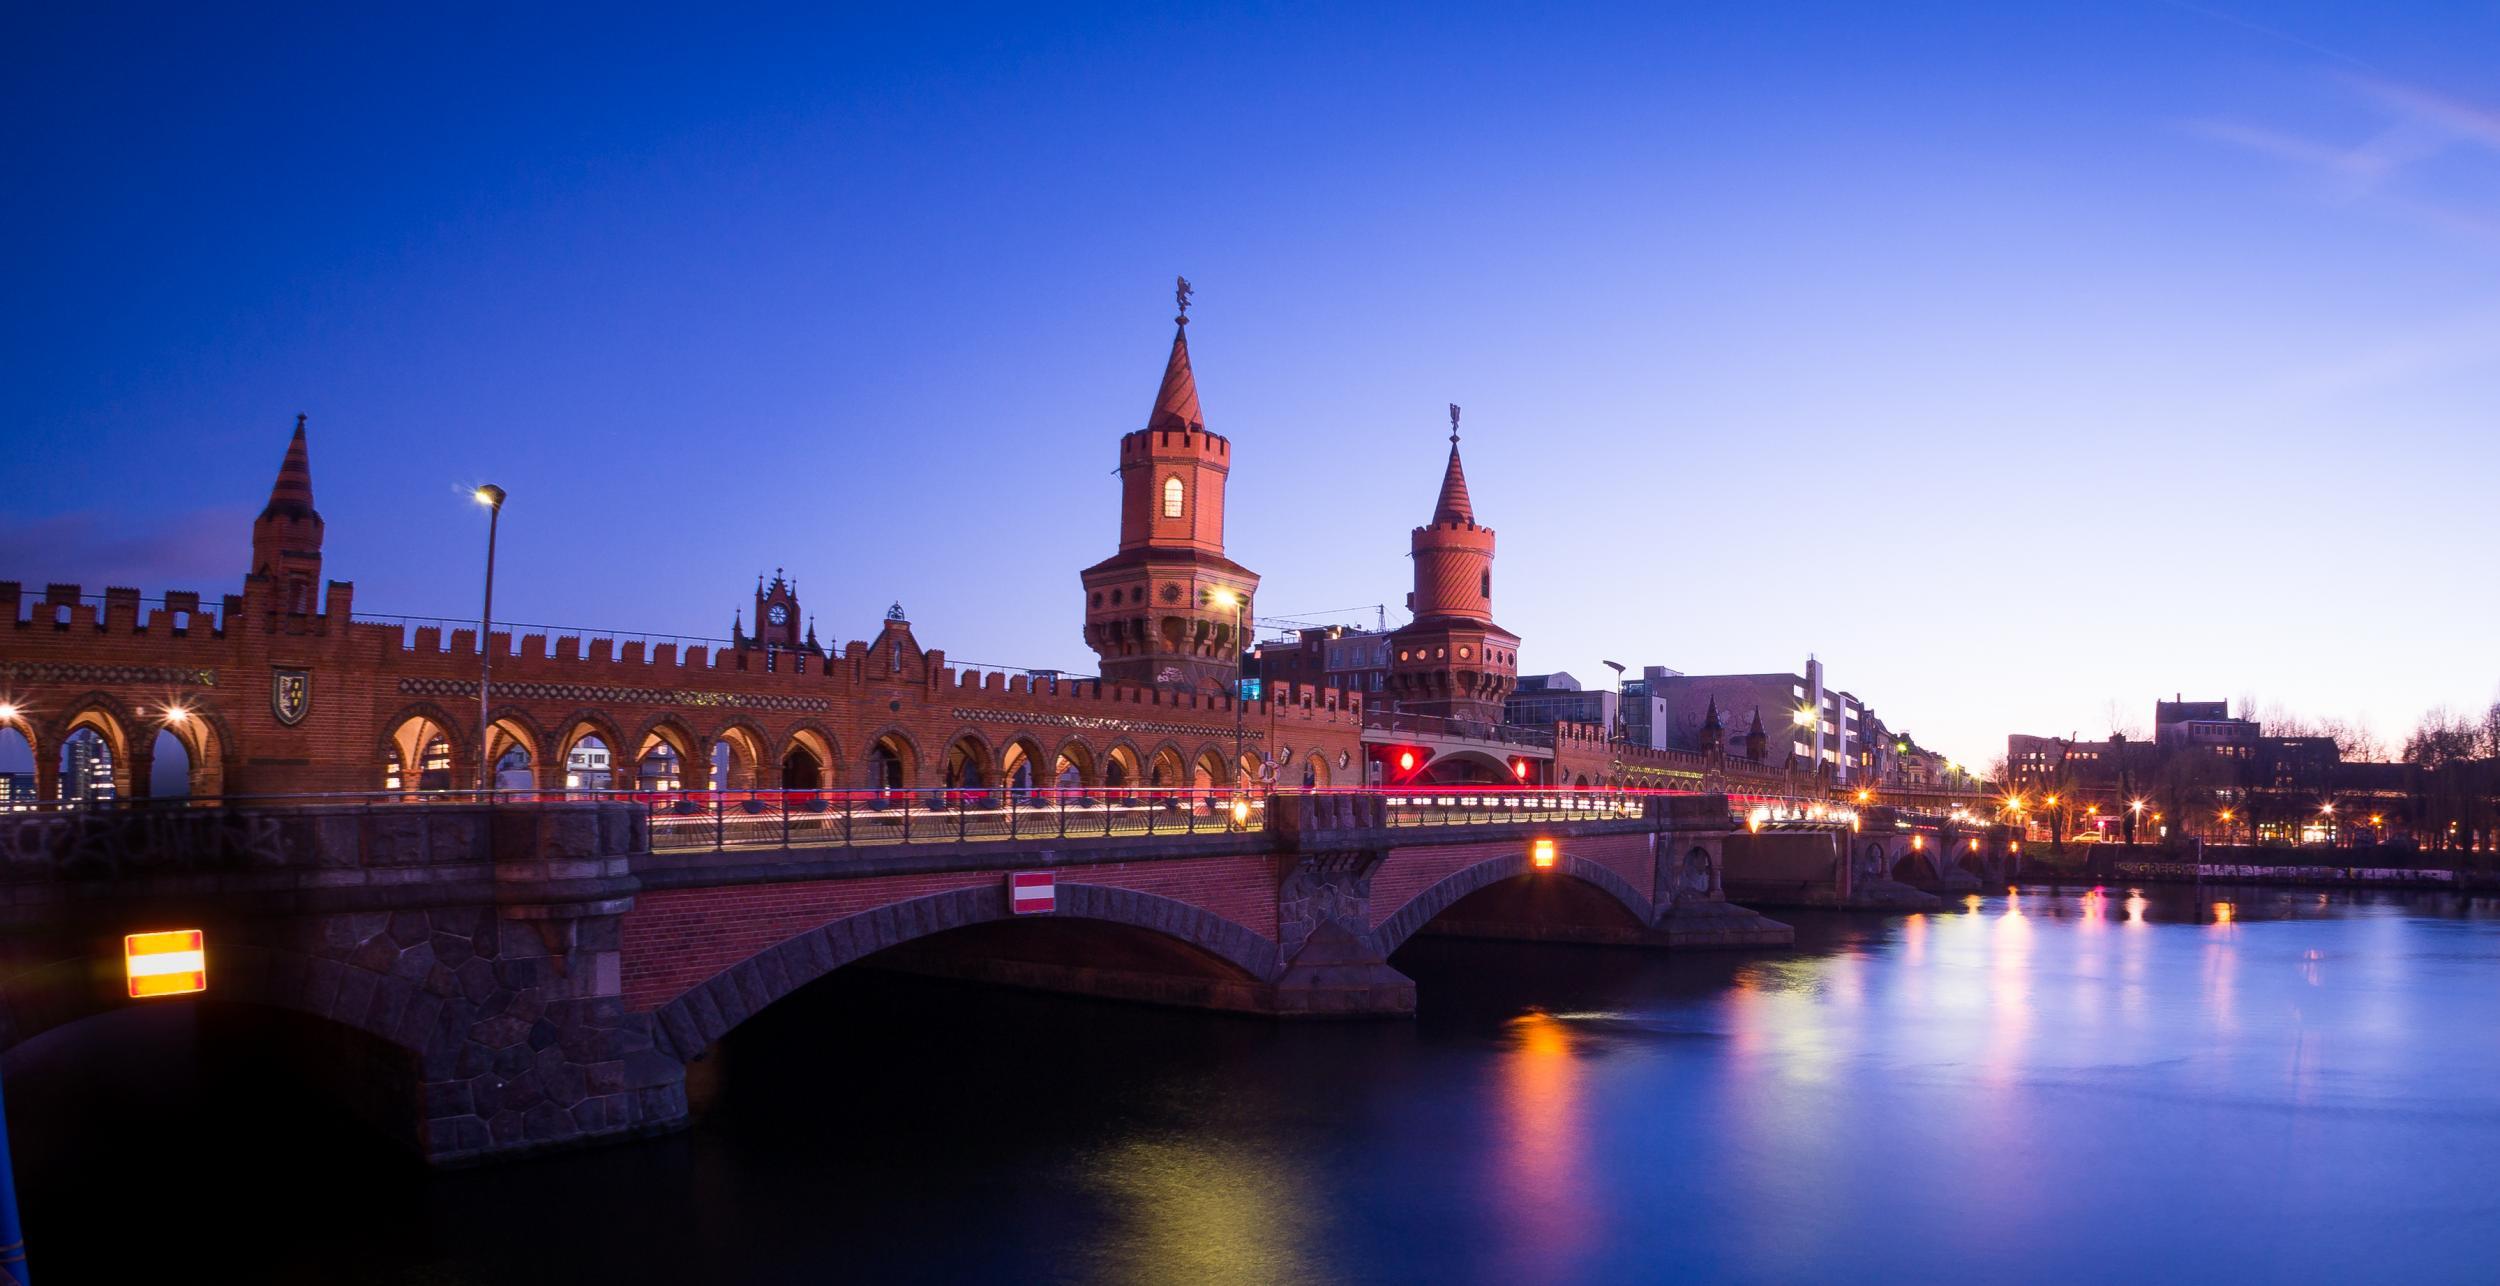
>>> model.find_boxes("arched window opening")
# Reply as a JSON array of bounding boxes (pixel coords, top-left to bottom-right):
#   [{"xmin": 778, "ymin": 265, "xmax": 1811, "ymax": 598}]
[
  {"xmin": 0, "ymin": 725, "xmax": 35, "ymax": 810},
  {"xmin": 150, "ymin": 728, "xmax": 194, "ymax": 799},
  {"xmin": 943, "ymin": 738, "xmax": 988, "ymax": 790},
  {"xmin": 1162, "ymin": 475, "xmax": 1185, "ymax": 518},
  {"xmin": 868, "ymin": 738, "xmax": 908, "ymax": 792},
  {"xmin": 418, "ymin": 736, "xmax": 454, "ymax": 792},
  {"xmin": 639, "ymin": 742, "xmax": 682, "ymax": 793},
  {"xmin": 782, "ymin": 745, "xmax": 823, "ymax": 791},
  {"xmin": 495, "ymin": 744, "xmax": 533, "ymax": 792},
  {"xmin": 565, "ymin": 736, "xmax": 613, "ymax": 791},
  {"xmin": 58, "ymin": 719, "xmax": 119, "ymax": 803}
]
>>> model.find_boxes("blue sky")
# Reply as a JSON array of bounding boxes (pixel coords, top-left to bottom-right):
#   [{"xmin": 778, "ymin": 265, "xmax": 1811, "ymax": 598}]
[{"xmin": 6, "ymin": 3, "xmax": 2498, "ymax": 766}]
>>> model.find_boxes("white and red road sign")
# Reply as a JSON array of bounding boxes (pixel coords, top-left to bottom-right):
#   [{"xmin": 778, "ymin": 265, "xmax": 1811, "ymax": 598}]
[
  {"xmin": 125, "ymin": 929, "xmax": 208, "ymax": 998},
  {"xmin": 1008, "ymin": 871, "xmax": 1056, "ymax": 915}
]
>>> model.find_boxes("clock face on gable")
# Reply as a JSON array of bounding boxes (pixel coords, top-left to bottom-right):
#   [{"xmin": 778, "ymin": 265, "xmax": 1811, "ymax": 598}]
[{"xmin": 767, "ymin": 603, "xmax": 789, "ymax": 626}]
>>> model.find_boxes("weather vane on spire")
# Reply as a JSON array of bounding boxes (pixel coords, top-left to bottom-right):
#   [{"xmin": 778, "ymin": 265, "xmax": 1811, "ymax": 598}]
[
  {"xmin": 1448, "ymin": 402, "xmax": 1461, "ymax": 446},
  {"xmin": 1175, "ymin": 274, "xmax": 1193, "ymax": 324}
]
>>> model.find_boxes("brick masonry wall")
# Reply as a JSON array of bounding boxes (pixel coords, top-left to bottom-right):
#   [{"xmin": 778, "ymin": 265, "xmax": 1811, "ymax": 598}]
[
  {"xmin": 618, "ymin": 852, "xmax": 1280, "ymax": 1012},
  {"xmin": 1367, "ymin": 832, "xmax": 1654, "ymax": 931}
]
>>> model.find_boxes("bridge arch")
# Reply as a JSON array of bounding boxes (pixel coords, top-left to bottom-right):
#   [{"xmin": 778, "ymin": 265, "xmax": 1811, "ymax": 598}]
[
  {"xmin": 1102, "ymin": 740, "xmax": 1143, "ymax": 789},
  {"xmin": 1419, "ymin": 747, "xmax": 1511, "ymax": 785},
  {"xmin": 998, "ymin": 735, "xmax": 1046, "ymax": 792},
  {"xmin": 941, "ymin": 731, "xmax": 991, "ymax": 789},
  {"xmin": 380, "ymin": 701, "xmax": 467, "ymax": 793},
  {"xmin": 862, "ymin": 726, "xmax": 918, "ymax": 790},
  {"xmin": 780, "ymin": 723, "xmax": 840, "ymax": 790},
  {"xmin": 483, "ymin": 708, "xmax": 548, "ymax": 791},
  {"xmin": 1370, "ymin": 850, "xmax": 1656, "ymax": 957},
  {"xmin": 0, "ymin": 933, "xmax": 433, "ymax": 1066},
  {"xmin": 647, "ymin": 883, "xmax": 1280, "ymax": 1060},
  {"xmin": 141, "ymin": 704, "xmax": 233, "ymax": 798},
  {"xmin": 707, "ymin": 720, "xmax": 771, "ymax": 791},
  {"xmin": 1047, "ymin": 736, "xmax": 1096, "ymax": 788},
  {"xmin": 1145, "ymin": 743, "xmax": 1186, "ymax": 788},
  {"xmin": 631, "ymin": 717, "xmax": 700, "ymax": 792}
]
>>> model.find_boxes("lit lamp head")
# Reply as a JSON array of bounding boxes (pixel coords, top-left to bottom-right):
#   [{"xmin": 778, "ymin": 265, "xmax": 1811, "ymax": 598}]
[
  {"xmin": 0, "ymin": 701, "xmax": 19, "ymax": 721},
  {"xmin": 1793, "ymin": 706, "xmax": 1816, "ymax": 728},
  {"xmin": 474, "ymin": 483, "xmax": 506, "ymax": 510},
  {"xmin": 1530, "ymin": 838, "xmax": 1557, "ymax": 870}
]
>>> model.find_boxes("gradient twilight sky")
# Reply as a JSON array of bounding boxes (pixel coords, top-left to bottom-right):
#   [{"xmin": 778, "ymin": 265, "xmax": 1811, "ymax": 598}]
[{"xmin": 6, "ymin": 3, "xmax": 2498, "ymax": 767}]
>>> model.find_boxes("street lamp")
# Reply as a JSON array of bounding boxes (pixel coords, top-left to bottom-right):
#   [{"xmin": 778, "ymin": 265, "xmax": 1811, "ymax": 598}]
[
  {"xmin": 474, "ymin": 484, "xmax": 506, "ymax": 796},
  {"xmin": 1601, "ymin": 660, "xmax": 1626, "ymax": 749},
  {"xmin": 1209, "ymin": 589, "xmax": 1248, "ymax": 792}
]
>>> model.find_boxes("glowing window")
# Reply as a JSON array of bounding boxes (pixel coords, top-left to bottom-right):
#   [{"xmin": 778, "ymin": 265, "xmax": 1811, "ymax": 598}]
[{"xmin": 1162, "ymin": 476, "xmax": 1185, "ymax": 518}]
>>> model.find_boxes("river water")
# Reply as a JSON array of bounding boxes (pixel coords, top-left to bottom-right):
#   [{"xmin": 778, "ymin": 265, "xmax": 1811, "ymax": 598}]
[{"xmin": 11, "ymin": 885, "xmax": 2500, "ymax": 1284}]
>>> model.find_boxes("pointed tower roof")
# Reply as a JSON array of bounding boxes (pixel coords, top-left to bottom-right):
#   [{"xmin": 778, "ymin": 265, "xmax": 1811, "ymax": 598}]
[
  {"xmin": 1433, "ymin": 403, "xmax": 1474, "ymax": 524},
  {"xmin": 1433, "ymin": 442, "xmax": 1474, "ymax": 524},
  {"xmin": 1747, "ymin": 706, "xmax": 1765, "ymax": 736},
  {"xmin": 260, "ymin": 413, "xmax": 318, "ymax": 521},
  {"xmin": 1700, "ymin": 697, "xmax": 1723, "ymax": 734},
  {"xmin": 1146, "ymin": 320, "xmax": 1204, "ymax": 432}
]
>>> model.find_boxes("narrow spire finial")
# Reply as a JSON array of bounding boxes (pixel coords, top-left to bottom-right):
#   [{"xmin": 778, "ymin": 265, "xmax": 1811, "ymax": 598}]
[
  {"xmin": 1448, "ymin": 402, "xmax": 1461, "ymax": 446},
  {"xmin": 295, "ymin": 412, "xmax": 307, "ymax": 432},
  {"xmin": 1174, "ymin": 274, "xmax": 1193, "ymax": 325}
]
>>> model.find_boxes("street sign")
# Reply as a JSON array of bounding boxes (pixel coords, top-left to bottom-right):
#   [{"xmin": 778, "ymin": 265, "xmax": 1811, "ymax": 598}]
[
  {"xmin": 1008, "ymin": 871, "xmax": 1055, "ymax": 915},
  {"xmin": 125, "ymin": 929, "xmax": 207, "ymax": 998}
]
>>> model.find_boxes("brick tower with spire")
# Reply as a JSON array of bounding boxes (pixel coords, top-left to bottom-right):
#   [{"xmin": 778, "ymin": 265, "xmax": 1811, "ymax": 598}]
[
  {"xmin": 1386, "ymin": 405, "xmax": 1518, "ymax": 726},
  {"xmin": 250, "ymin": 413, "xmax": 326, "ymax": 618},
  {"xmin": 1081, "ymin": 279, "xmax": 1260, "ymax": 694}
]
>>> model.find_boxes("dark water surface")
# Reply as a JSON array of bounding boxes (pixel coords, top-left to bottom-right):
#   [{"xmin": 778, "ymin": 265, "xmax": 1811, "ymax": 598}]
[{"xmin": 11, "ymin": 885, "xmax": 2500, "ymax": 1284}]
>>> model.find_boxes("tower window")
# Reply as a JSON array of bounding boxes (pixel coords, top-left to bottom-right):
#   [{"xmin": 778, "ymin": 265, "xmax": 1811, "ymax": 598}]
[
  {"xmin": 1162, "ymin": 476, "xmax": 1185, "ymax": 518},
  {"xmin": 1480, "ymin": 570, "xmax": 1491, "ymax": 598}
]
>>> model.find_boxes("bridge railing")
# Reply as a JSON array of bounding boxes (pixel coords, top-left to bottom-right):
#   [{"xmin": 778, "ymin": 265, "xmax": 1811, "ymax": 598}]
[
  {"xmin": 611, "ymin": 787, "xmax": 1268, "ymax": 853},
  {"xmin": 1368, "ymin": 786, "xmax": 1651, "ymax": 828},
  {"xmin": 4, "ymin": 786, "xmax": 1857, "ymax": 863}
]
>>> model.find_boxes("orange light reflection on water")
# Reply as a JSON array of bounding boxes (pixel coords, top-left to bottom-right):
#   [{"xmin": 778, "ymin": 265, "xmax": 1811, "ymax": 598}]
[{"xmin": 1491, "ymin": 1010, "xmax": 1596, "ymax": 1280}]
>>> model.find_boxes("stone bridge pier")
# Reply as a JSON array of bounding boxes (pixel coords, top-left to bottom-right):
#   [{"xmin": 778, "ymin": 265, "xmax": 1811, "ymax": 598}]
[
  {"xmin": 2, "ymin": 794, "xmax": 1792, "ymax": 1167},
  {"xmin": 0, "ymin": 802, "xmax": 683, "ymax": 1166}
]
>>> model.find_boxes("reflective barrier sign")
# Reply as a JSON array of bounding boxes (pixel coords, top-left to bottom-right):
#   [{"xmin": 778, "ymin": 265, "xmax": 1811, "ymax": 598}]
[{"xmin": 125, "ymin": 929, "xmax": 207, "ymax": 998}]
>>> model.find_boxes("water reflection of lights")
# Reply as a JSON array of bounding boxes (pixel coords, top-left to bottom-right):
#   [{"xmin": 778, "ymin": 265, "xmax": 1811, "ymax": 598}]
[
  {"xmin": 1962, "ymin": 894, "xmax": 1984, "ymax": 913},
  {"xmin": 2212, "ymin": 901, "xmax": 2235, "ymax": 925},
  {"xmin": 1494, "ymin": 1011, "xmax": 1595, "ymax": 1279},
  {"xmin": 1086, "ymin": 1137, "xmax": 1316, "ymax": 1282},
  {"xmin": 2124, "ymin": 889, "xmax": 2148, "ymax": 925}
]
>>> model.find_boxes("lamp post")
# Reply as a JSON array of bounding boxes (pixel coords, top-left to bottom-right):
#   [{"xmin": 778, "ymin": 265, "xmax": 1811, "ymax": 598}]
[
  {"xmin": 1211, "ymin": 590, "xmax": 1248, "ymax": 794},
  {"xmin": 474, "ymin": 484, "xmax": 506, "ymax": 797},
  {"xmin": 1600, "ymin": 660, "xmax": 1626, "ymax": 749}
]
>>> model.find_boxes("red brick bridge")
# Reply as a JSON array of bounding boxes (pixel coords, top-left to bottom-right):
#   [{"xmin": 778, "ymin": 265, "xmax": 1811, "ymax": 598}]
[{"xmin": 0, "ymin": 788, "xmax": 1787, "ymax": 1165}]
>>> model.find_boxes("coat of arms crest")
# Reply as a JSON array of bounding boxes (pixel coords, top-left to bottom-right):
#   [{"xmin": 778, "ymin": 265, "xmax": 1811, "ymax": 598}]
[{"xmin": 272, "ymin": 668, "xmax": 312, "ymax": 725}]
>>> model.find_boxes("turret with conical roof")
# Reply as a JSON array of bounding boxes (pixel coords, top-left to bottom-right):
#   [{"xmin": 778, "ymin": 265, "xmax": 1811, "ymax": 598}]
[
  {"xmin": 1699, "ymin": 697, "xmax": 1725, "ymax": 757},
  {"xmin": 1744, "ymin": 707, "xmax": 1769, "ymax": 762},
  {"xmin": 1386, "ymin": 405, "xmax": 1518, "ymax": 729},
  {"xmin": 1081, "ymin": 278, "xmax": 1260, "ymax": 694},
  {"xmin": 250, "ymin": 413, "xmax": 326, "ymax": 615}
]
